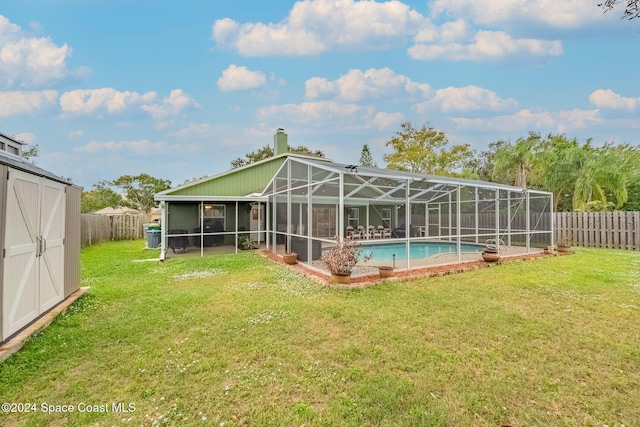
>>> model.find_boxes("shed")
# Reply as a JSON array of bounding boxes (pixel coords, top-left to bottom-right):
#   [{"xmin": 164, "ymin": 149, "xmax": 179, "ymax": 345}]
[{"xmin": 0, "ymin": 132, "xmax": 81, "ymax": 344}]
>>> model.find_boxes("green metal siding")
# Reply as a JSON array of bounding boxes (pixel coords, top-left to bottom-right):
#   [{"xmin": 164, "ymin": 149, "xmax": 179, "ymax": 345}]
[
  {"xmin": 167, "ymin": 158, "xmax": 285, "ymax": 197},
  {"xmin": 167, "ymin": 203, "xmax": 200, "ymax": 231}
]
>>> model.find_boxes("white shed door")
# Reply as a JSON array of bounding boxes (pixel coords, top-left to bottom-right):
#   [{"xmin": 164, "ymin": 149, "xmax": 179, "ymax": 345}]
[
  {"xmin": 3, "ymin": 169, "xmax": 41, "ymax": 338},
  {"xmin": 39, "ymin": 179, "xmax": 66, "ymax": 312},
  {"xmin": 2, "ymin": 169, "xmax": 65, "ymax": 339}
]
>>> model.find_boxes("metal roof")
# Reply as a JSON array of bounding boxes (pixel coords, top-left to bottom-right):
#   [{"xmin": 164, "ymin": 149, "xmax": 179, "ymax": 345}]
[
  {"xmin": 156, "ymin": 150, "xmax": 551, "ymax": 202},
  {"xmin": 155, "ymin": 152, "xmax": 333, "ymax": 201},
  {"xmin": 0, "ymin": 150, "xmax": 73, "ymax": 186},
  {"xmin": 288, "ymin": 156, "xmax": 542, "ymax": 193}
]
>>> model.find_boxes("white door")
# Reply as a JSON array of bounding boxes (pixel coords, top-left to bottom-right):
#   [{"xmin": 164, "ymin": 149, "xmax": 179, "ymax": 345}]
[
  {"xmin": 39, "ymin": 179, "xmax": 66, "ymax": 312},
  {"xmin": 3, "ymin": 169, "xmax": 41, "ymax": 338},
  {"xmin": 249, "ymin": 204, "xmax": 265, "ymax": 243},
  {"xmin": 2, "ymin": 169, "xmax": 65, "ymax": 339}
]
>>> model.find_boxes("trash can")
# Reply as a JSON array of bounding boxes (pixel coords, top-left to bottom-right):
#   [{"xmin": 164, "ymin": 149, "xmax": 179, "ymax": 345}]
[{"xmin": 147, "ymin": 229, "xmax": 161, "ymax": 249}]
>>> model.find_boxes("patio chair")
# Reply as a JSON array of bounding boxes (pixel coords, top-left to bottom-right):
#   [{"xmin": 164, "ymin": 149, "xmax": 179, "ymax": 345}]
[
  {"xmin": 383, "ymin": 227, "xmax": 392, "ymax": 238},
  {"xmin": 346, "ymin": 225, "xmax": 354, "ymax": 237},
  {"xmin": 373, "ymin": 225, "xmax": 383, "ymax": 239},
  {"xmin": 368, "ymin": 225, "xmax": 375, "ymax": 238}
]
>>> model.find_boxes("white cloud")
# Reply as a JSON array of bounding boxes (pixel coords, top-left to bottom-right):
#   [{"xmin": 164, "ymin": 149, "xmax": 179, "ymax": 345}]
[
  {"xmin": 258, "ymin": 101, "xmax": 376, "ymax": 126},
  {"xmin": 69, "ymin": 129, "xmax": 83, "ymax": 138},
  {"xmin": 305, "ymin": 68, "xmax": 431, "ymax": 101},
  {"xmin": 452, "ymin": 108, "xmax": 600, "ymax": 133},
  {"xmin": 0, "ymin": 15, "xmax": 90, "ymax": 88},
  {"xmin": 408, "ymin": 30, "xmax": 563, "ymax": 62},
  {"xmin": 0, "ymin": 90, "xmax": 58, "ymax": 117},
  {"xmin": 173, "ymin": 122, "xmax": 213, "ymax": 139},
  {"xmin": 370, "ymin": 112, "xmax": 405, "ymax": 130},
  {"xmin": 14, "ymin": 132, "xmax": 36, "ymax": 144},
  {"xmin": 430, "ymin": 0, "xmax": 613, "ymax": 28},
  {"xmin": 141, "ymin": 89, "xmax": 201, "ymax": 120},
  {"xmin": 60, "ymin": 88, "xmax": 156, "ymax": 115},
  {"xmin": 211, "ymin": 0, "xmax": 425, "ymax": 56},
  {"xmin": 414, "ymin": 85, "xmax": 518, "ymax": 113},
  {"xmin": 75, "ymin": 139, "xmax": 169, "ymax": 154},
  {"xmin": 589, "ymin": 89, "xmax": 639, "ymax": 110},
  {"xmin": 210, "ymin": 1, "xmax": 565, "ymax": 64},
  {"xmin": 217, "ymin": 65, "xmax": 267, "ymax": 92}
]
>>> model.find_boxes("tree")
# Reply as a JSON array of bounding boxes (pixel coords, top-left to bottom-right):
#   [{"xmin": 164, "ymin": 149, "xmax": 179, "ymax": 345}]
[
  {"xmin": 231, "ymin": 144, "xmax": 325, "ymax": 168},
  {"xmin": 81, "ymin": 182, "xmax": 126, "ymax": 213},
  {"xmin": 466, "ymin": 140, "xmax": 508, "ymax": 182},
  {"xmin": 22, "ymin": 144, "xmax": 39, "ymax": 162},
  {"xmin": 359, "ymin": 144, "xmax": 377, "ymax": 168},
  {"xmin": 599, "ymin": 0, "xmax": 640, "ymax": 20},
  {"xmin": 111, "ymin": 174, "xmax": 171, "ymax": 214},
  {"xmin": 622, "ymin": 176, "xmax": 640, "ymax": 210},
  {"xmin": 492, "ymin": 133, "xmax": 542, "ymax": 188},
  {"xmin": 572, "ymin": 144, "xmax": 631, "ymax": 211},
  {"xmin": 538, "ymin": 134, "xmax": 586, "ymax": 211},
  {"xmin": 383, "ymin": 122, "xmax": 473, "ymax": 176},
  {"xmin": 231, "ymin": 145, "xmax": 274, "ymax": 168}
]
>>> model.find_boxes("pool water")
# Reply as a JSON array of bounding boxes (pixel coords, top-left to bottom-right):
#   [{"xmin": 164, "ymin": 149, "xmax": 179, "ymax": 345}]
[{"xmin": 360, "ymin": 241, "xmax": 483, "ymax": 262}]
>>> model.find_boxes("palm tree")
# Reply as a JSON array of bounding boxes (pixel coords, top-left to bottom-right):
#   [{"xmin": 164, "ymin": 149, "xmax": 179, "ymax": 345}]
[
  {"xmin": 572, "ymin": 144, "xmax": 630, "ymax": 211},
  {"xmin": 539, "ymin": 135, "xmax": 585, "ymax": 211},
  {"xmin": 492, "ymin": 133, "xmax": 541, "ymax": 188}
]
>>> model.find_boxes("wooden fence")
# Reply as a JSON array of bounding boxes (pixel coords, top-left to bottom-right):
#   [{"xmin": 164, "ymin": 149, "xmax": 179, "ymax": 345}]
[
  {"xmin": 81, "ymin": 214, "xmax": 145, "ymax": 248},
  {"xmin": 79, "ymin": 211, "xmax": 640, "ymax": 250},
  {"xmin": 555, "ymin": 211, "xmax": 640, "ymax": 250},
  {"xmin": 423, "ymin": 211, "xmax": 640, "ymax": 250}
]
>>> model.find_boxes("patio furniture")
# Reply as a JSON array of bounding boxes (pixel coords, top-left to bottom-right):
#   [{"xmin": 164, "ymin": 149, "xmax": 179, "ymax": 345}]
[
  {"xmin": 289, "ymin": 237, "xmax": 322, "ymax": 261},
  {"xmin": 193, "ymin": 223, "xmax": 224, "ymax": 247},
  {"xmin": 168, "ymin": 229, "xmax": 189, "ymax": 253},
  {"xmin": 346, "ymin": 225, "xmax": 354, "ymax": 237},
  {"xmin": 393, "ymin": 224, "xmax": 406, "ymax": 238}
]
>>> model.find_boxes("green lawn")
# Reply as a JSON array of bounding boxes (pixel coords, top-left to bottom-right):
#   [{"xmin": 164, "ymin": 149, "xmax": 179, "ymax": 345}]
[{"xmin": 1, "ymin": 241, "xmax": 639, "ymax": 426}]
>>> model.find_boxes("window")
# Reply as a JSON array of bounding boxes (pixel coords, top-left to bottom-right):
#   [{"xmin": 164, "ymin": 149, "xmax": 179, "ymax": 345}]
[
  {"xmin": 347, "ymin": 207, "xmax": 359, "ymax": 228},
  {"xmin": 381, "ymin": 208, "xmax": 392, "ymax": 228},
  {"xmin": 202, "ymin": 204, "xmax": 225, "ymax": 229}
]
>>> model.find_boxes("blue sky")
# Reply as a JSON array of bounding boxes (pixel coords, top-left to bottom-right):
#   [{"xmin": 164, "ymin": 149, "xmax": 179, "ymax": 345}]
[{"xmin": 1, "ymin": 0, "xmax": 638, "ymax": 189}]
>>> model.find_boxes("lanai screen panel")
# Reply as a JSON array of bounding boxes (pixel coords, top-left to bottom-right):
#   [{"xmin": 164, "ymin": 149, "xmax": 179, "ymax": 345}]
[
  {"xmin": 529, "ymin": 191, "xmax": 553, "ymax": 247},
  {"xmin": 265, "ymin": 157, "xmax": 552, "ymax": 274}
]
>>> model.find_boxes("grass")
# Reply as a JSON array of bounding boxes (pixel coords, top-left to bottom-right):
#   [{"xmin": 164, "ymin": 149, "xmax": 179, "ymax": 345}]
[{"xmin": 1, "ymin": 241, "xmax": 639, "ymax": 426}]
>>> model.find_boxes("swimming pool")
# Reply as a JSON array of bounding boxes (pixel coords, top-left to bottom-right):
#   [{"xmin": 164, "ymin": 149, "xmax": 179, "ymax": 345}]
[{"xmin": 360, "ymin": 241, "xmax": 483, "ymax": 262}]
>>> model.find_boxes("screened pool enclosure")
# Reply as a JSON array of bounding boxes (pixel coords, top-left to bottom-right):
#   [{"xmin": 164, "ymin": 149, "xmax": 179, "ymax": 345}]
[{"xmin": 156, "ymin": 152, "xmax": 553, "ymax": 276}]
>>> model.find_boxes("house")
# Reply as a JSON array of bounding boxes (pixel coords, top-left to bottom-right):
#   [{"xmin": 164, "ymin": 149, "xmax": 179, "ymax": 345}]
[
  {"xmin": 155, "ymin": 130, "xmax": 553, "ymax": 274},
  {"xmin": 94, "ymin": 206, "xmax": 141, "ymax": 215},
  {"xmin": 0, "ymin": 132, "xmax": 81, "ymax": 343}
]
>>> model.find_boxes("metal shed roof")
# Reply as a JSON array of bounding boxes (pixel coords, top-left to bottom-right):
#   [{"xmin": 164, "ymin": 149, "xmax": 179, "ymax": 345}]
[{"xmin": 0, "ymin": 151, "xmax": 72, "ymax": 186}]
